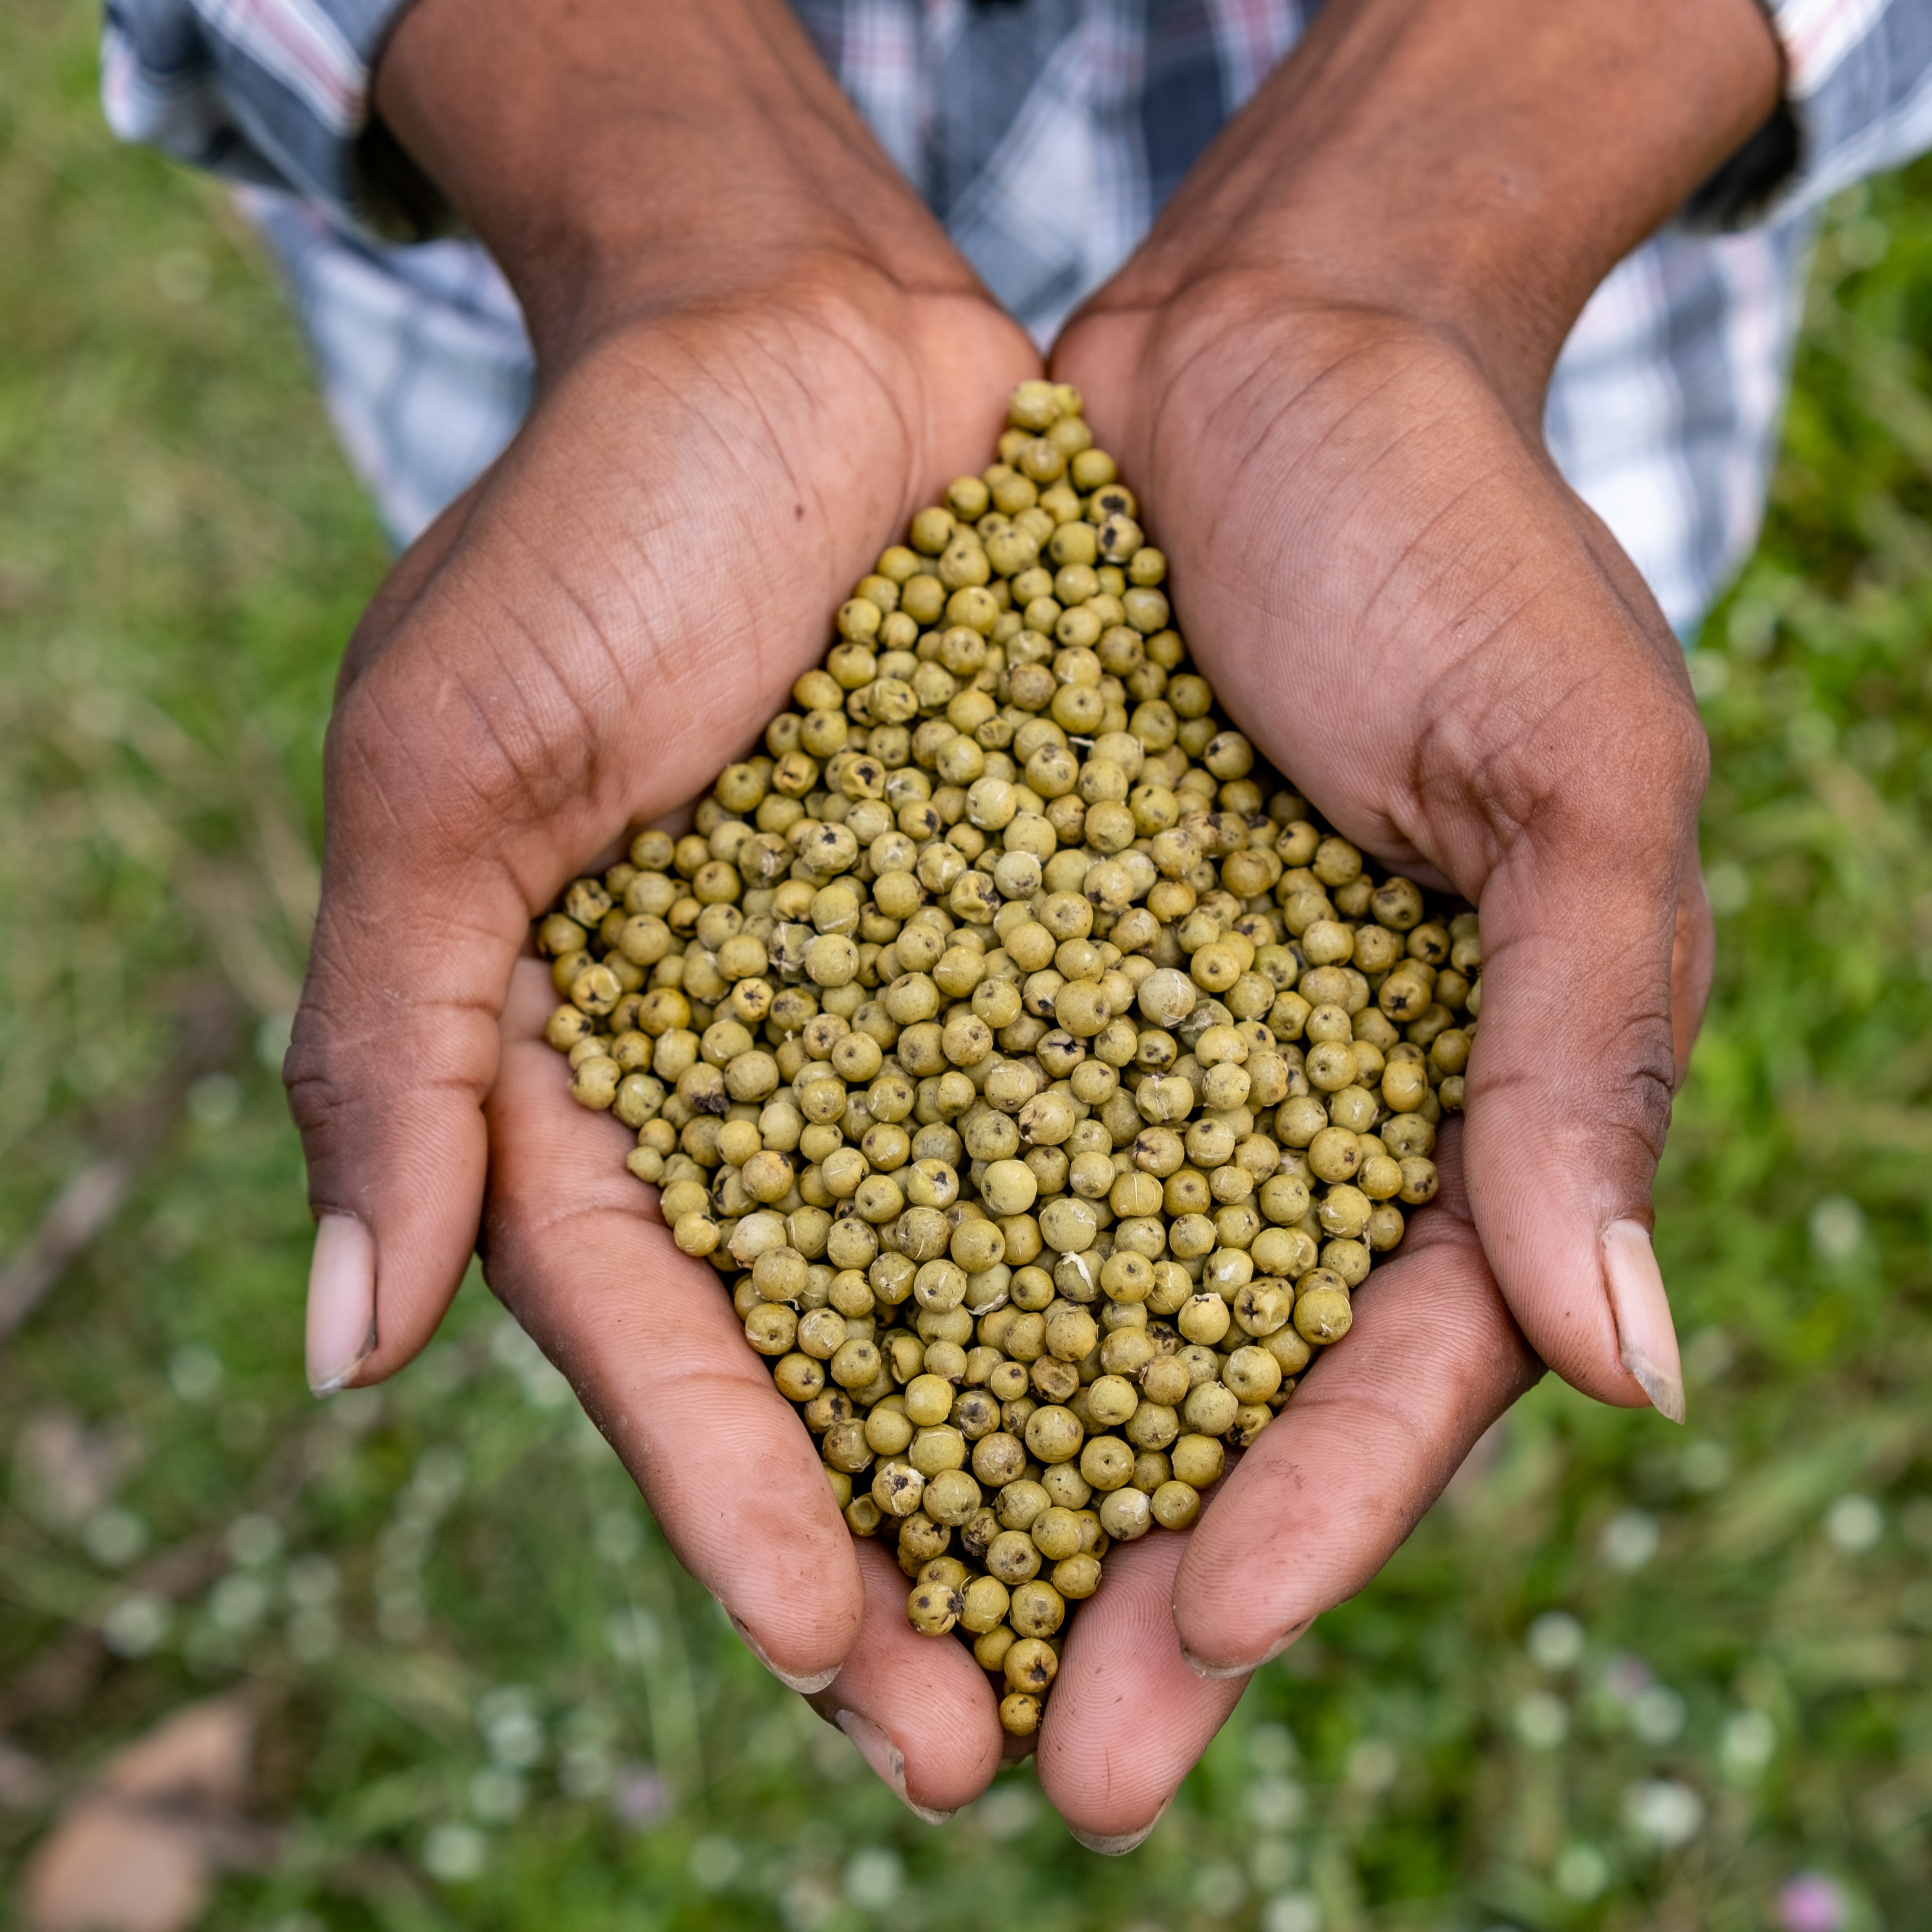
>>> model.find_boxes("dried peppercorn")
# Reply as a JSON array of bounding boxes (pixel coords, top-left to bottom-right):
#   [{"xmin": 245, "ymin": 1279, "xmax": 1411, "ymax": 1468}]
[{"xmin": 540, "ymin": 383, "xmax": 1477, "ymax": 1734}]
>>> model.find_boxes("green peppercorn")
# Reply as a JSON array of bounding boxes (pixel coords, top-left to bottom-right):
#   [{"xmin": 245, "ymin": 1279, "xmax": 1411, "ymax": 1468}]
[
  {"xmin": 1293, "ymin": 1280, "xmax": 1353, "ymax": 1345},
  {"xmin": 1009, "ymin": 1578, "xmax": 1066, "ymax": 1638},
  {"xmin": 907, "ymin": 1579, "xmax": 963, "ymax": 1636},
  {"xmin": 1170, "ymin": 1433, "xmax": 1226, "ymax": 1488},
  {"xmin": 871, "ymin": 1459, "xmax": 926, "ymax": 1518},
  {"xmin": 744, "ymin": 1304, "xmax": 797, "ymax": 1356},
  {"xmin": 1022, "ymin": 1505, "xmax": 1079, "ymax": 1563},
  {"xmin": 1003, "ymin": 1636, "xmax": 1059, "ymax": 1698},
  {"xmin": 986, "ymin": 1529, "xmax": 1043, "ymax": 1585},
  {"xmin": 998, "ymin": 1691, "xmax": 1044, "ymax": 1738},
  {"xmin": 1040, "ymin": 1461, "xmax": 1093, "ymax": 1511},
  {"xmin": 1228, "ymin": 1404, "xmax": 1274, "ymax": 1448}
]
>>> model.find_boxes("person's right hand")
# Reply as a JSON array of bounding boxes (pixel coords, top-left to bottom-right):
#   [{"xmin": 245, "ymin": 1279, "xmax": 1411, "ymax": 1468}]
[{"xmin": 284, "ymin": 0, "xmax": 1036, "ymax": 1771}]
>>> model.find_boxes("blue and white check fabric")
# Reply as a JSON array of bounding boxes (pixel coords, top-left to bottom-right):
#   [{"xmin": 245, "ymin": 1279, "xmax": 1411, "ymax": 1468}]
[{"xmin": 102, "ymin": 0, "xmax": 1932, "ymax": 629}]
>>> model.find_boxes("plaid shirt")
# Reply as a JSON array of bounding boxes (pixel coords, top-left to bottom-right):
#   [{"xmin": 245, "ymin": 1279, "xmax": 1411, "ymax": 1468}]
[{"xmin": 102, "ymin": 0, "xmax": 1932, "ymax": 629}]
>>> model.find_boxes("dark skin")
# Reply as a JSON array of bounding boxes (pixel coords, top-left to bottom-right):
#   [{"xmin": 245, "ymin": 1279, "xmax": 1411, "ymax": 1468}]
[{"xmin": 286, "ymin": 0, "xmax": 1781, "ymax": 1840}]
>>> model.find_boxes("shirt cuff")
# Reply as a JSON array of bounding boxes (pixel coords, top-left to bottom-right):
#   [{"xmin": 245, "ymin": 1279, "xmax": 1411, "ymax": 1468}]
[
  {"xmin": 101, "ymin": 0, "xmax": 446, "ymax": 238},
  {"xmin": 1689, "ymin": 0, "xmax": 1932, "ymax": 229}
]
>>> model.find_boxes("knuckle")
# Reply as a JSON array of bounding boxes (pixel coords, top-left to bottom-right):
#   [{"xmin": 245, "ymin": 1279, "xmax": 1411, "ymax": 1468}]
[
  {"xmin": 281, "ymin": 990, "xmax": 366, "ymax": 1139},
  {"xmin": 324, "ymin": 633, "xmax": 591, "ymax": 865},
  {"xmin": 1453, "ymin": 650, "xmax": 1710, "ymax": 869},
  {"xmin": 282, "ymin": 961, "xmax": 501, "ymax": 1168},
  {"xmin": 1652, "ymin": 685, "xmax": 1711, "ymax": 802},
  {"xmin": 1485, "ymin": 1009, "xmax": 1675, "ymax": 1167}
]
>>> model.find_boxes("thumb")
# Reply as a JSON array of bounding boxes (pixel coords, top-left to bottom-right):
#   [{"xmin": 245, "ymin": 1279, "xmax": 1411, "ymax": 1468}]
[
  {"xmin": 286, "ymin": 575, "xmax": 542, "ymax": 1393},
  {"xmin": 288, "ymin": 836, "xmax": 526, "ymax": 1394},
  {"xmin": 1460, "ymin": 795, "xmax": 1708, "ymax": 1424}
]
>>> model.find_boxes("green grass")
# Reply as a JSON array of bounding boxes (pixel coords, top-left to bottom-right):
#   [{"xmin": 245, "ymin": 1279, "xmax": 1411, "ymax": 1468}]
[{"xmin": 3, "ymin": 2, "xmax": 1931, "ymax": 1927}]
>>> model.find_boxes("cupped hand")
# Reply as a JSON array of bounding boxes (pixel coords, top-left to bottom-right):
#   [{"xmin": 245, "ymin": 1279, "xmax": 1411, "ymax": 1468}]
[
  {"xmin": 279, "ymin": 0, "xmax": 1773, "ymax": 1838},
  {"xmin": 995, "ymin": 0, "xmax": 1780, "ymax": 1838},
  {"xmin": 1020, "ymin": 242, "xmax": 1713, "ymax": 1841},
  {"xmin": 285, "ymin": 276, "xmax": 1039, "ymax": 1692}
]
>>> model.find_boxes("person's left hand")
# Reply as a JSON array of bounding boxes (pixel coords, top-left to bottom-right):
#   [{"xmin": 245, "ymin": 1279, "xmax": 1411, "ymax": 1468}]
[{"xmin": 952, "ymin": 0, "xmax": 1774, "ymax": 1845}]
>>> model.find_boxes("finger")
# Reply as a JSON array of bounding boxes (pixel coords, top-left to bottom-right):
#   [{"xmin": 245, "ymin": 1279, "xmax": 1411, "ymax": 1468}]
[
  {"xmin": 479, "ymin": 959, "xmax": 865, "ymax": 1685},
  {"xmin": 1406, "ymin": 477, "xmax": 1710, "ymax": 1423},
  {"xmin": 1172, "ymin": 1123, "xmax": 1541, "ymax": 1674},
  {"xmin": 288, "ymin": 478, "xmax": 556, "ymax": 1395},
  {"xmin": 287, "ymin": 461, "xmax": 659, "ymax": 1395},
  {"xmin": 1034, "ymin": 1518, "xmax": 1248, "ymax": 1851},
  {"xmin": 288, "ymin": 786, "xmax": 522, "ymax": 1394},
  {"xmin": 1463, "ymin": 690, "xmax": 1703, "ymax": 1423},
  {"xmin": 1570, "ymin": 523, "xmax": 1718, "ymax": 1084},
  {"xmin": 806, "ymin": 1539, "xmax": 1005, "ymax": 1822}
]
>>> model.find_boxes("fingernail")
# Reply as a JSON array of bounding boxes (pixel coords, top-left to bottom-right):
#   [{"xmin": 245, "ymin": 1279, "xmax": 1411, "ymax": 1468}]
[
  {"xmin": 1069, "ymin": 1797, "xmax": 1171, "ymax": 1856},
  {"xmin": 728, "ymin": 1613, "xmax": 839, "ymax": 1696},
  {"xmin": 1603, "ymin": 1219, "xmax": 1686, "ymax": 1424},
  {"xmin": 306, "ymin": 1213, "xmax": 376, "ymax": 1396},
  {"xmin": 1180, "ymin": 1623, "xmax": 1301, "ymax": 1681},
  {"xmin": 834, "ymin": 1710, "xmax": 955, "ymax": 1825}
]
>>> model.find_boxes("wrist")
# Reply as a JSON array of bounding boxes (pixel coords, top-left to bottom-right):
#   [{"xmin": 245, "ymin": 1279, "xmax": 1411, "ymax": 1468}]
[
  {"xmin": 373, "ymin": 0, "xmax": 980, "ymax": 368},
  {"xmin": 1081, "ymin": 0, "xmax": 1781, "ymax": 426}
]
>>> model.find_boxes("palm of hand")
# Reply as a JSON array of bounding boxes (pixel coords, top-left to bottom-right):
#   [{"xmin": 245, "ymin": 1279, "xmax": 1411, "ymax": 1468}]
[
  {"xmin": 1053, "ymin": 299, "xmax": 1713, "ymax": 1344},
  {"xmin": 330, "ymin": 291, "xmax": 1036, "ymax": 863}
]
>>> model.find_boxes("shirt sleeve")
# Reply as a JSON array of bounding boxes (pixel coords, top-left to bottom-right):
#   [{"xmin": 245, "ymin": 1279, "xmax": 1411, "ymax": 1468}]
[
  {"xmin": 100, "ymin": 0, "xmax": 441, "ymax": 236},
  {"xmin": 1692, "ymin": 0, "xmax": 1932, "ymax": 227},
  {"xmin": 1774, "ymin": 0, "xmax": 1932, "ymax": 206}
]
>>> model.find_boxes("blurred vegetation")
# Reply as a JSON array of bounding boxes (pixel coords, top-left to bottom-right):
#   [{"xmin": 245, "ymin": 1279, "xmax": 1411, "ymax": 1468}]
[{"xmin": 2, "ymin": 1, "xmax": 1930, "ymax": 1928}]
